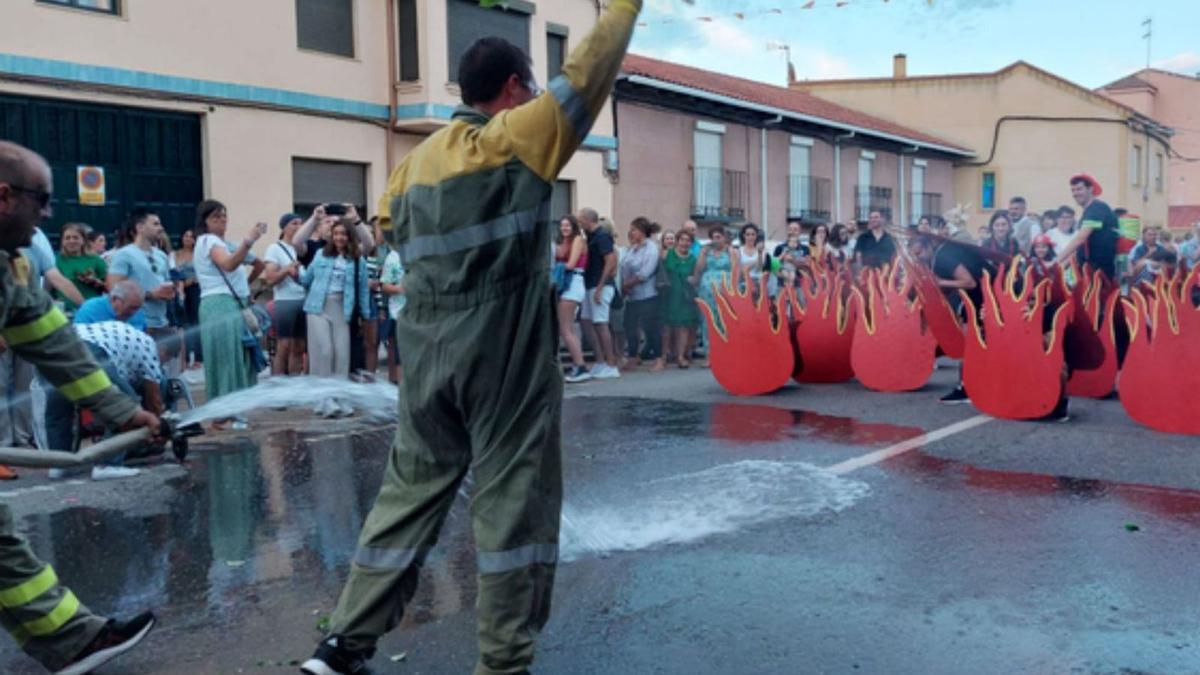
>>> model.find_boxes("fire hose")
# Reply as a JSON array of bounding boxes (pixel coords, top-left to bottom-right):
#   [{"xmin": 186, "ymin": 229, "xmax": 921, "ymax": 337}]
[{"xmin": 0, "ymin": 413, "xmax": 204, "ymax": 469}]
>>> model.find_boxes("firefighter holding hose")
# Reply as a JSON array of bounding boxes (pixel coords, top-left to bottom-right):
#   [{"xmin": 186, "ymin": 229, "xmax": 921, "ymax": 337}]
[{"xmin": 0, "ymin": 140, "xmax": 161, "ymax": 674}]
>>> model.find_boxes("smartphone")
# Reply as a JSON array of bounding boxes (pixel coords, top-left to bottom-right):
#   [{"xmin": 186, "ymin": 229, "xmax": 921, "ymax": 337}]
[{"xmin": 324, "ymin": 204, "xmax": 347, "ymax": 216}]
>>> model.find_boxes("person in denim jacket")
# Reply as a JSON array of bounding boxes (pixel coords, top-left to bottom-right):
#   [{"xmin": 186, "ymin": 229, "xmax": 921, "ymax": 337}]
[{"xmin": 300, "ymin": 221, "xmax": 370, "ymax": 416}]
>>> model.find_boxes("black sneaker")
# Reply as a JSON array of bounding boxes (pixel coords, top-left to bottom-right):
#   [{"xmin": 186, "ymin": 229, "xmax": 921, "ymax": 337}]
[
  {"xmin": 939, "ymin": 386, "xmax": 970, "ymax": 405},
  {"xmin": 1043, "ymin": 398, "xmax": 1070, "ymax": 423},
  {"xmin": 56, "ymin": 612, "xmax": 155, "ymax": 675},
  {"xmin": 301, "ymin": 637, "xmax": 376, "ymax": 675},
  {"xmin": 564, "ymin": 365, "xmax": 593, "ymax": 384}
]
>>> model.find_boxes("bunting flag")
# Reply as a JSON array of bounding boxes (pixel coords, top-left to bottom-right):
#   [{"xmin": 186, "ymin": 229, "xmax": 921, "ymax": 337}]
[{"xmin": 631, "ymin": 0, "xmax": 920, "ymax": 29}]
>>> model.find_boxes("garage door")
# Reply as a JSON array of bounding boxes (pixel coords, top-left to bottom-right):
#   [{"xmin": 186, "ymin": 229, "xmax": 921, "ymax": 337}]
[{"xmin": 0, "ymin": 93, "xmax": 203, "ymax": 243}]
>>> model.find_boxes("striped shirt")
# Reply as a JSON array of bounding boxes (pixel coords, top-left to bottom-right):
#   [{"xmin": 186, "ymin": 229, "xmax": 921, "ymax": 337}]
[{"xmin": 74, "ymin": 321, "xmax": 164, "ymax": 385}]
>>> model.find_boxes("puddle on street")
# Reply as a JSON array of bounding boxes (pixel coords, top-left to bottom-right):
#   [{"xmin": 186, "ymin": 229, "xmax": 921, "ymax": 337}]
[{"xmin": 17, "ymin": 396, "xmax": 1200, "ymax": 642}]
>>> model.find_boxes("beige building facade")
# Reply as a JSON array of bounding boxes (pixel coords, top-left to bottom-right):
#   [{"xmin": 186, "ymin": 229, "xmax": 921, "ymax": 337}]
[
  {"xmin": 1099, "ymin": 68, "xmax": 1200, "ymax": 232},
  {"xmin": 792, "ymin": 59, "xmax": 1174, "ymax": 230},
  {"xmin": 615, "ymin": 55, "xmax": 966, "ymax": 244},
  {"xmin": 0, "ymin": 0, "xmax": 615, "ymax": 246}
]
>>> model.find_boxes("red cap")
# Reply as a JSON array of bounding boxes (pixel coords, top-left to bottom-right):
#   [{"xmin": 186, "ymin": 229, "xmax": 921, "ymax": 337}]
[
  {"xmin": 1031, "ymin": 234, "xmax": 1054, "ymax": 249},
  {"xmin": 1069, "ymin": 173, "xmax": 1102, "ymax": 196}
]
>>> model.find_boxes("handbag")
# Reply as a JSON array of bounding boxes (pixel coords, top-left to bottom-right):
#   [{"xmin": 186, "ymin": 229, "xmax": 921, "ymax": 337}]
[
  {"xmin": 609, "ymin": 281, "xmax": 625, "ymax": 310},
  {"xmin": 551, "ymin": 262, "xmax": 571, "ymax": 295},
  {"xmin": 215, "ymin": 256, "xmax": 269, "ymax": 371}
]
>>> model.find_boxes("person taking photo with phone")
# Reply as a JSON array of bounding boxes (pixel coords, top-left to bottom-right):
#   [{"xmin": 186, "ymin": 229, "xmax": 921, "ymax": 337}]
[{"xmin": 193, "ymin": 200, "xmax": 266, "ymax": 429}]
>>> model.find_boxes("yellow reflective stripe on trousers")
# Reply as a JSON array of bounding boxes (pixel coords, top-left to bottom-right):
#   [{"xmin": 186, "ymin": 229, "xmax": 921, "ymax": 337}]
[
  {"xmin": 0, "ymin": 566, "xmax": 57, "ymax": 609},
  {"xmin": 0, "ymin": 307, "xmax": 68, "ymax": 346},
  {"xmin": 21, "ymin": 591, "xmax": 80, "ymax": 637},
  {"xmin": 60, "ymin": 369, "xmax": 112, "ymax": 402}
]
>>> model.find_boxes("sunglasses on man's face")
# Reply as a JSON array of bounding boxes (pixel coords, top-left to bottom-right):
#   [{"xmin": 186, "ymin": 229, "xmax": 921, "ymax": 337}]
[{"xmin": 8, "ymin": 184, "xmax": 51, "ymax": 209}]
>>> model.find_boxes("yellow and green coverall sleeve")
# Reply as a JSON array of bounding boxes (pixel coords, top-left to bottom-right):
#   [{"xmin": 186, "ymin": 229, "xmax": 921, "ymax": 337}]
[{"xmin": 0, "ymin": 251, "xmax": 138, "ymax": 427}]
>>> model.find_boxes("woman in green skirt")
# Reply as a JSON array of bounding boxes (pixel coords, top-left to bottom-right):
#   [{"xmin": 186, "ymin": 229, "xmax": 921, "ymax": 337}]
[
  {"xmin": 663, "ymin": 229, "xmax": 700, "ymax": 368},
  {"xmin": 193, "ymin": 200, "xmax": 267, "ymax": 428}
]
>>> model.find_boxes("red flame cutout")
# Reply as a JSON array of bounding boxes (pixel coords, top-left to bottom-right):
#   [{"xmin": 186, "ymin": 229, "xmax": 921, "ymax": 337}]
[
  {"xmin": 961, "ymin": 265, "xmax": 1073, "ymax": 420},
  {"xmin": 1063, "ymin": 264, "xmax": 1121, "ymax": 398},
  {"xmin": 850, "ymin": 264, "xmax": 937, "ymax": 392},
  {"xmin": 696, "ymin": 270, "xmax": 794, "ymax": 396},
  {"xmin": 1118, "ymin": 266, "xmax": 1200, "ymax": 435},
  {"xmin": 789, "ymin": 266, "xmax": 857, "ymax": 383},
  {"xmin": 910, "ymin": 263, "xmax": 965, "ymax": 360}
]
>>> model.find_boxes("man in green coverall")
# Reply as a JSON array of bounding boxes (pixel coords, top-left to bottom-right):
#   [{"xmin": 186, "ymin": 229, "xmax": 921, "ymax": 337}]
[
  {"xmin": 0, "ymin": 140, "xmax": 161, "ymax": 674},
  {"xmin": 300, "ymin": 2, "xmax": 643, "ymax": 675}
]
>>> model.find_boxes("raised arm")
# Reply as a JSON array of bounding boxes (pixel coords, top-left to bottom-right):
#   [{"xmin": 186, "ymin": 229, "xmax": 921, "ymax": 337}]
[
  {"xmin": 292, "ymin": 205, "xmax": 327, "ymax": 258},
  {"xmin": 485, "ymin": 0, "xmax": 642, "ymax": 184}
]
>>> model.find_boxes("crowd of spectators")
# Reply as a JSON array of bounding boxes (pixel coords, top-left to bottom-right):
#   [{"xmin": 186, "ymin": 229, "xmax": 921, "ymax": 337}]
[{"xmin": 550, "ymin": 177, "xmax": 1199, "ymax": 383}]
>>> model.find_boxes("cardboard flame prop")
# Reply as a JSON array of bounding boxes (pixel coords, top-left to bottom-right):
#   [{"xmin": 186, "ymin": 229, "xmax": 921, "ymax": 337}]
[
  {"xmin": 696, "ymin": 270, "xmax": 794, "ymax": 396},
  {"xmin": 789, "ymin": 267, "xmax": 857, "ymax": 383},
  {"xmin": 909, "ymin": 263, "xmax": 966, "ymax": 360},
  {"xmin": 1063, "ymin": 264, "xmax": 1121, "ymax": 398},
  {"xmin": 850, "ymin": 264, "xmax": 937, "ymax": 392},
  {"xmin": 961, "ymin": 265, "xmax": 1073, "ymax": 420},
  {"xmin": 1118, "ymin": 267, "xmax": 1200, "ymax": 435}
]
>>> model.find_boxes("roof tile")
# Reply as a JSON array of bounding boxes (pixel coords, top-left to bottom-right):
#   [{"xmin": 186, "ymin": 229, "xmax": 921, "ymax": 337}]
[{"xmin": 622, "ymin": 54, "xmax": 972, "ymax": 154}]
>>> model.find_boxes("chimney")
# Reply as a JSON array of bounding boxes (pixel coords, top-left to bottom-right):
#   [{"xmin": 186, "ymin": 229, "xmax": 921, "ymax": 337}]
[{"xmin": 893, "ymin": 53, "xmax": 908, "ymax": 79}]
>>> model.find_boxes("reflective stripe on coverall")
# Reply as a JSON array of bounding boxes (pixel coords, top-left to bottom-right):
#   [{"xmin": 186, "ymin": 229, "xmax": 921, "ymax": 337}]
[{"xmin": 0, "ymin": 251, "xmax": 139, "ymax": 669}]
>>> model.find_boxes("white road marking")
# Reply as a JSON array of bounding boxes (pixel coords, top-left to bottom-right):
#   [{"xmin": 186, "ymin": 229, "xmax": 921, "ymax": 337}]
[{"xmin": 825, "ymin": 414, "xmax": 993, "ymax": 475}]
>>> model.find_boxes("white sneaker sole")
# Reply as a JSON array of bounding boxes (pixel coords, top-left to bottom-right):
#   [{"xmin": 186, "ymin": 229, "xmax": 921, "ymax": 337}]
[
  {"xmin": 55, "ymin": 616, "xmax": 155, "ymax": 675},
  {"xmin": 300, "ymin": 659, "xmax": 340, "ymax": 675}
]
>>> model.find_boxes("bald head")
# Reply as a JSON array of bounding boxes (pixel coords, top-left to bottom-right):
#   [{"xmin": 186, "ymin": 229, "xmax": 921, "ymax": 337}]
[
  {"xmin": 0, "ymin": 141, "xmax": 49, "ymax": 186},
  {"xmin": 577, "ymin": 207, "xmax": 599, "ymax": 233},
  {"xmin": 0, "ymin": 141, "xmax": 53, "ymax": 252}
]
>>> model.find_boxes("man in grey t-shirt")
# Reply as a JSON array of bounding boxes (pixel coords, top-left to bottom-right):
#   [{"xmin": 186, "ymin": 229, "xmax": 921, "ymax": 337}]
[{"xmin": 106, "ymin": 209, "xmax": 178, "ymax": 365}]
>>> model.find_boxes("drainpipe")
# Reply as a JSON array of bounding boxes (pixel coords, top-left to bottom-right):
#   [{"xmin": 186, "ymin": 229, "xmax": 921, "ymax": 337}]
[
  {"xmin": 384, "ymin": 0, "xmax": 399, "ymax": 175},
  {"xmin": 762, "ymin": 115, "xmax": 783, "ymax": 239},
  {"xmin": 899, "ymin": 145, "xmax": 919, "ymax": 227},
  {"xmin": 833, "ymin": 131, "xmax": 856, "ymax": 223}
]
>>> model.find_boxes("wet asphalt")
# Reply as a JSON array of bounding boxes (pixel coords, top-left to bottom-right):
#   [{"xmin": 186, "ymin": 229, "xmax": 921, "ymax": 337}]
[{"xmin": 1, "ymin": 366, "xmax": 1198, "ymax": 674}]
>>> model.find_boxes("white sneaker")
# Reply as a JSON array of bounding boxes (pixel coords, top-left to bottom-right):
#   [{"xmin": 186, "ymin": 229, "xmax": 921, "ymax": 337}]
[
  {"xmin": 592, "ymin": 364, "xmax": 620, "ymax": 380},
  {"xmin": 334, "ymin": 401, "xmax": 355, "ymax": 417},
  {"xmin": 48, "ymin": 468, "xmax": 66, "ymax": 480},
  {"xmin": 91, "ymin": 465, "xmax": 140, "ymax": 481}
]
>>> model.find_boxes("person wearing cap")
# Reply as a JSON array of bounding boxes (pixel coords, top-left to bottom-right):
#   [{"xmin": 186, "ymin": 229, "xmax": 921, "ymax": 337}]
[
  {"xmin": 262, "ymin": 214, "xmax": 307, "ymax": 375},
  {"xmin": 1054, "ymin": 173, "xmax": 1119, "ymax": 281}
]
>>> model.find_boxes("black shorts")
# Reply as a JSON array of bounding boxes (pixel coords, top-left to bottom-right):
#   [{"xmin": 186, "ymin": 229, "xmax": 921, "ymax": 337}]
[{"xmin": 273, "ymin": 300, "xmax": 306, "ymax": 340}]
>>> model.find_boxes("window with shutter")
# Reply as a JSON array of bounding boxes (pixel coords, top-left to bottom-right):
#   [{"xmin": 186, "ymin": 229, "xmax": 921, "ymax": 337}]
[
  {"xmin": 296, "ymin": 0, "xmax": 355, "ymax": 58},
  {"xmin": 292, "ymin": 158, "xmax": 368, "ymax": 216},
  {"xmin": 397, "ymin": 0, "xmax": 420, "ymax": 81},
  {"xmin": 447, "ymin": 0, "xmax": 531, "ymax": 83}
]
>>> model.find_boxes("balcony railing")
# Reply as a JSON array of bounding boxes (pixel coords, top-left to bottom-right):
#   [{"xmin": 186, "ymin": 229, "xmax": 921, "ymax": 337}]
[
  {"xmin": 855, "ymin": 185, "xmax": 893, "ymax": 223},
  {"xmin": 787, "ymin": 175, "xmax": 833, "ymax": 224},
  {"xmin": 910, "ymin": 192, "xmax": 943, "ymax": 224},
  {"xmin": 691, "ymin": 167, "xmax": 749, "ymax": 221}
]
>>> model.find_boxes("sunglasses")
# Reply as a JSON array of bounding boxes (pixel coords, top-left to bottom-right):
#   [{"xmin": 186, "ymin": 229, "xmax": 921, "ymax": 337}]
[{"xmin": 8, "ymin": 184, "xmax": 51, "ymax": 209}]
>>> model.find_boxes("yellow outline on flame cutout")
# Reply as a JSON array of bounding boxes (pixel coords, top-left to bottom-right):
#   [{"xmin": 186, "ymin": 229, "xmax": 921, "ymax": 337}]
[
  {"xmin": 1122, "ymin": 264, "xmax": 1200, "ymax": 343},
  {"xmin": 695, "ymin": 267, "xmax": 788, "ymax": 344},
  {"xmin": 851, "ymin": 263, "xmax": 923, "ymax": 337},
  {"xmin": 790, "ymin": 269, "xmax": 853, "ymax": 335},
  {"xmin": 961, "ymin": 263, "xmax": 1072, "ymax": 356}
]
